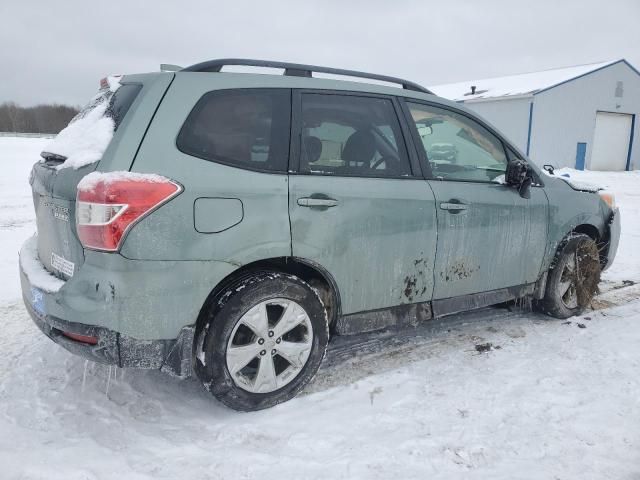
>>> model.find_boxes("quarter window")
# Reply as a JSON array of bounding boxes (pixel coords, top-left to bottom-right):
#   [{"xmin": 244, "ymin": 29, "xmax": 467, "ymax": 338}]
[
  {"xmin": 299, "ymin": 94, "xmax": 411, "ymax": 177},
  {"xmin": 407, "ymin": 102, "xmax": 508, "ymax": 182},
  {"xmin": 177, "ymin": 89, "xmax": 290, "ymax": 172}
]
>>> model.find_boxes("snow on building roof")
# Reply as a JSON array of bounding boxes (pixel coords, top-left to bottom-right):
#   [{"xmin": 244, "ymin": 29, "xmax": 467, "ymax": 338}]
[{"xmin": 429, "ymin": 59, "xmax": 624, "ymax": 101}]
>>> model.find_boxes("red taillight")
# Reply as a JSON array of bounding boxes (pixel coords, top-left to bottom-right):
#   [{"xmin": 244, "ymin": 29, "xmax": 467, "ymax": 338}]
[
  {"xmin": 62, "ymin": 331, "xmax": 98, "ymax": 345},
  {"xmin": 76, "ymin": 173, "xmax": 181, "ymax": 252}
]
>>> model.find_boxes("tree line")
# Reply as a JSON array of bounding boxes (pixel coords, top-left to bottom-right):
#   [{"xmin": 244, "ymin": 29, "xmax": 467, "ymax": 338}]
[{"xmin": 0, "ymin": 102, "xmax": 79, "ymax": 134}]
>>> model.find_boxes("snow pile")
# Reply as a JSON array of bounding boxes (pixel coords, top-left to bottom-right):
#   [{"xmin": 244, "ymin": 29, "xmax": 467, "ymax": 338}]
[
  {"xmin": 18, "ymin": 235, "xmax": 64, "ymax": 293},
  {"xmin": 77, "ymin": 171, "xmax": 171, "ymax": 192},
  {"xmin": 43, "ymin": 77, "xmax": 121, "ymax": 171},
  {"xmin": 559, "ymin": 177, "xmax": 602, "ymax": 192}
]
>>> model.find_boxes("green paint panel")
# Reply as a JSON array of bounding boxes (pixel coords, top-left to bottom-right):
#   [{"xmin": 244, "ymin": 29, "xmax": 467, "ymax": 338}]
[
  {"xmin": 289, "ymin": 175, "xmax": 438, "ymax": 314},
  {"xmin": 428, "ymin": 181, "xmax": 548, "ymax": 299}
]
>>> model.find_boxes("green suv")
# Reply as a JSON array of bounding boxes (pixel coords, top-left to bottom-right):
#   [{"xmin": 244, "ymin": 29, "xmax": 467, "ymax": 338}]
[{"xmin": 19, "ymin": 59, "xmax": 620, "ymax": 411}]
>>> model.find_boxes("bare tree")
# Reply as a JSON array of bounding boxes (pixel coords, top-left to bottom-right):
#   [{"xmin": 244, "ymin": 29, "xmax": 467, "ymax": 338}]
[{"xmin": 0, "ymin": 102, "xmax": 79, "ymax": 134}]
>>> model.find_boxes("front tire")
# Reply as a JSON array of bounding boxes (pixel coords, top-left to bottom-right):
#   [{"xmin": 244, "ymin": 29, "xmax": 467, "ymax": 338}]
[
  {"xmin": 195, "ymin": 272, "xmax": 329, "ymax": 411},
  {"xmin": 539, "ymin": 234, "xmax": 601, "ymax": 319}
]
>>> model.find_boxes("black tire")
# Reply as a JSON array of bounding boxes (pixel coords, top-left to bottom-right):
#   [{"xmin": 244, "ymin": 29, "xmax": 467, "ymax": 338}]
[
  {"xmin": 538, "ymin": 234, "xmax": 601, "ymax": 319},
  {"xmin": 195, "ymin": 271, "xmax": 329, "ymax": 411}
]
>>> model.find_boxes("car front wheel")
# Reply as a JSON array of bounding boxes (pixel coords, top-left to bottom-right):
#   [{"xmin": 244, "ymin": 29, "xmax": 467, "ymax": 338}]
[{"xmin": 539, "ymin": 234, "xmax": 601, "ymax": 319}]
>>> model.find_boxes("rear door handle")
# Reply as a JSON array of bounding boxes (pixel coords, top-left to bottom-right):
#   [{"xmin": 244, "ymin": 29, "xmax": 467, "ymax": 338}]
[
  {"xmin": 297, "ymin": 197, "xmax": 339, "ymax": 208},
  {"xmin": 440, "ymin": 202, "xmax": 468, "ymax": 212}
]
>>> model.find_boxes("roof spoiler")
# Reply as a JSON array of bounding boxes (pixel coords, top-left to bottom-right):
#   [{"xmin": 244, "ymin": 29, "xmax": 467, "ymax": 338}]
[{"xmin": 160, "ymin": 64, "xmax": 183, "ymax": 72}]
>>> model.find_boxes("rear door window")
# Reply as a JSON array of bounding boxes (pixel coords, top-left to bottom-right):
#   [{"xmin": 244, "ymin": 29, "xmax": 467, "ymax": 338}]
[
  {"xmin": 177, "ymin": 89, "xmax": 291, "ymax": 172},
  {"xmin": 299, "ymin": 94, "xmax": 411, "ymax": 177}
]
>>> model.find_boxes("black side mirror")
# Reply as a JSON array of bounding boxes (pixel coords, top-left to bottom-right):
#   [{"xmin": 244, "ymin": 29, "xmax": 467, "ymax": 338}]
[
  {"xmin": 518, "ymin": 177, "xmax": 532, "ymax": 199},
  {"xmin": 506, "ymin": 159, "xmax": 532, "ymax": 199},
  {"xmin": 543, "ymin": 164, "xmax": 555, "ymax": 175}
]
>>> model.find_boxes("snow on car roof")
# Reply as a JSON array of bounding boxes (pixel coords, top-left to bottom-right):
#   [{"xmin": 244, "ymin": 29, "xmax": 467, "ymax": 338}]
[{"xmin": 429, "ymin": 59, "xmax": 622, "ymax": 101}]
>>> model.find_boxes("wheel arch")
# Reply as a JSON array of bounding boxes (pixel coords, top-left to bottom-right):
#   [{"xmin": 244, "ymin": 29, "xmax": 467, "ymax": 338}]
[
  {"xmin": 571, "ymin": 223, "xmax": 600, "ymax": 242},
  {"xmin": 194, "ymin": 256, "xmax": 342, "ymax": 340}
]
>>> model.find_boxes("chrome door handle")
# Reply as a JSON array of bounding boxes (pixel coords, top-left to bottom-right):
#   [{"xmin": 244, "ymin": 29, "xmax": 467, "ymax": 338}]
[
  {"xmin": 297, "ymin": 197, "xmax": 339, "ymax": 208},
  {"xmin": 440, "ymin": 202, "xmax": 468, "ymax": 211}
]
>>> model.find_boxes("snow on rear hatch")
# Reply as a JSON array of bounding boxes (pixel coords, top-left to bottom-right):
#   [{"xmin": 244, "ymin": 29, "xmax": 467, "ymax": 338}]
[{"xmin": 42, "ymin": 76, "xmax": 122, "ymax": 170}]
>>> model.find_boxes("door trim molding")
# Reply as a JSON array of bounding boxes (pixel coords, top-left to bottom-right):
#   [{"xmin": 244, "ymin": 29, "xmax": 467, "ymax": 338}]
[{"xmin": 335, "ymin": 282, "xmax": 536, "ymax": 335}]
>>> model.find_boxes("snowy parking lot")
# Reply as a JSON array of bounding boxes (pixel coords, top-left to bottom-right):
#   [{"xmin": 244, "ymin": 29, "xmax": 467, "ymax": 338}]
[{"xmin": 0, "ymin": 136, "xmax": 639, "ymax": 479}]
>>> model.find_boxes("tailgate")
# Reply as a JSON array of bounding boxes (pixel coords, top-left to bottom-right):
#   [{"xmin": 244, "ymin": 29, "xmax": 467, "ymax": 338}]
[
  {"xmin": 30, "ymin": 78, "xmax": 150, "ymax": 279},
  {"xmin": 31, "ymin": 163, "xmax": 90, "ymax": 279}
]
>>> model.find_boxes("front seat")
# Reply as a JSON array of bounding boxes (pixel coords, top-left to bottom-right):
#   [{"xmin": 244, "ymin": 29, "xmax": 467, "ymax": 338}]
[
  {"xmin": 302, "ymin": 135, "xmax": 323, "ymax": 168},
  {"xmin": 342, "ymin": 130, "xmax": 376, "ymax": 171}
]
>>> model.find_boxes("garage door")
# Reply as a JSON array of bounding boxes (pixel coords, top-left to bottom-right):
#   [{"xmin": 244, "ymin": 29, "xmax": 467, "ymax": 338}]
[{"xmin": 590, "ymin": 112, "xmax": 633, "ymax": 171}]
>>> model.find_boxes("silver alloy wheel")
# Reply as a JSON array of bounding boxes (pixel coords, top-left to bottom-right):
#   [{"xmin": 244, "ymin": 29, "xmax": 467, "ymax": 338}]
[
  {"xmin": 559, "ymin": 253, "xmax": 579, "ymax": 309},
  {"xmin": 226, "ymin": 298, "xmax": 314, "ymax": 394}
]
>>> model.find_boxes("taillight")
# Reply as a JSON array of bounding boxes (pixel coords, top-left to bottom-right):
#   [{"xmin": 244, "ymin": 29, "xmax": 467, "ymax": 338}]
[
  {"xmin": 62, "ymin": 331, "xmax": 98, "ymax": 345},
  {"xmin": 76, "ymin": 172, "xmax": 181, "ymax": 252}
]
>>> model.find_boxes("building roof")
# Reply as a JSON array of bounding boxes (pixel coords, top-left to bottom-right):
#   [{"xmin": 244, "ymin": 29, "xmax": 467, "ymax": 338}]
[{"xmin": 429, "ymin": 59, "xmax": 633, "ymax": 101}]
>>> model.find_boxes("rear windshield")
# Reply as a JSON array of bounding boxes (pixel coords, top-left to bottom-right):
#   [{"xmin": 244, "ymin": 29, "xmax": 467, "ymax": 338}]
[
  {"xmin": 107, "ymin": 84, "xmax": 141, "ymax": 130},
  {"xmin": 41, "ymin": 82, "xmax": 141, "ymax": 169},
  {"xmin": 72, "ymin": 83, "xmax": 141, "ymax": 130}
]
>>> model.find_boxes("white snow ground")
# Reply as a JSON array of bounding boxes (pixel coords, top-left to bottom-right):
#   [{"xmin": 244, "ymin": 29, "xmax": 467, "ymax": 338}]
[{"xmin": 0, "ymin": 136, "xmax": 638, "ymax": 479}]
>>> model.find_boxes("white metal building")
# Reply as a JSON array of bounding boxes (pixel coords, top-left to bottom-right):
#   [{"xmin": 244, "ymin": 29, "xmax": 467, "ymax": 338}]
[{"xmin": 430, "ymin": 59, "xmax": 639, "ymax": 171}]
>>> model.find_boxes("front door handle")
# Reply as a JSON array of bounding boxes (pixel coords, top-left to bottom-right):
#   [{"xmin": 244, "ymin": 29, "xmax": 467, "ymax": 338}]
[
  {"xmin": 297, "ymin": 197, "xmax": 339, "ymax": 208},
  {"xmin": 440, "ymin": 202, "xmax": 468, "ymax": 212}
]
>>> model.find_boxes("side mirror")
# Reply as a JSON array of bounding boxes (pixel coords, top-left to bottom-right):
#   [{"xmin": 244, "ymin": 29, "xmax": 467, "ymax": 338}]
[{"xmin": 506, "ymin": 159, "xmax": 532, "ymax": 199}]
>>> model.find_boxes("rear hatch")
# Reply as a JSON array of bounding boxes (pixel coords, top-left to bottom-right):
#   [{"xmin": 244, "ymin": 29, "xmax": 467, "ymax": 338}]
[{"xmin": 30, "ymin": 79, "xmax": 143, "ymax": 280}]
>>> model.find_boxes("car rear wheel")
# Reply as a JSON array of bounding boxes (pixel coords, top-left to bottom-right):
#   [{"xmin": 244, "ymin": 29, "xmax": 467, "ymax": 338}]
[
  {"xmin": 195, "ymin": 272, "xmax": 329, "ymax": 411},
  {"xmin": 539, "ymin": 234, "xmax": 601, "ymax": 319}
]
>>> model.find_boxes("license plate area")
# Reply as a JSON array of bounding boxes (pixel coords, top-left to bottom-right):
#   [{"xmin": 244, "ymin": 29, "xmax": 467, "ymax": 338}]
[
  {"xmin": 30, "ymin": 287, "xmax": 46, "ymax": 318},
  {"xmin": 51, "ymin": 252, "xmax": 75, "ymax": 277}
]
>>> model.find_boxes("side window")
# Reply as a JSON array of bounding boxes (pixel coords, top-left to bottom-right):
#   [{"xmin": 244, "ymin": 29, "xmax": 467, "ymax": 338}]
[
  {"xmin": 177, "ymin": 89, "xmax": 290, "ymax": 172},
  {"xmin": 407, "ymin": 102, "xmax": 508, "ymax": 182},
  {"xmin": 300, "ymin": 94, "xmax": 411, "ymax": 177}
]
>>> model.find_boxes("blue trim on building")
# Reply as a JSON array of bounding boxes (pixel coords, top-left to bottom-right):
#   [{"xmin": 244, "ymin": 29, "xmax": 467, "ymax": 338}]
[
  {"xmin": 534, "ymin": 59, "xmax": 640, "ymax": 96},
  {"xmin": 526, "ymin": 102, "xmax": 534, "ymax": 155},
  {"xmin": 575, "ymin": 142, "xmax": 587, "ymax": 170},
  {"xmin": 626, "ymin": 114, "xmax": 636, "ymax": 171}
]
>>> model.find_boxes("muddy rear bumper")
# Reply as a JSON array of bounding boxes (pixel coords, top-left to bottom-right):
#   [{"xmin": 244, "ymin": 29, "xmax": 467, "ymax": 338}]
[
  {"xmin": 23, "ymin": 296, "xmax": 194, "ymax": 376},
  {"xmin": 19, "ymin": 235, "xmax": 196, "ymax": 377}
]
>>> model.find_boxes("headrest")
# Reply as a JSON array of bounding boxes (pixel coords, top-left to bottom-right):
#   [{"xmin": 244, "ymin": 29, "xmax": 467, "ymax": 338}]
[
  {"xmin": 342, "ymin": 130, "xmax": 375, "ymax": 165},
  {"xmin": 302, "ymin": 136, "xmax": 322, "ymax": 164}
]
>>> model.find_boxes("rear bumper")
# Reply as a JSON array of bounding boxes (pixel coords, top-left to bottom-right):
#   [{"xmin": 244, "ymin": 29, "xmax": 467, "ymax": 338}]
[
  {"xmin": 603, "ymin": 208, "xmax": 621, "ymax": 271},
  {"xmin": 23, "ymin": 294, "xmax": 195, "ymax": 376},
  {"xmin": 18, "ymin": 235, "xmax": 236, "ymax": 377}
]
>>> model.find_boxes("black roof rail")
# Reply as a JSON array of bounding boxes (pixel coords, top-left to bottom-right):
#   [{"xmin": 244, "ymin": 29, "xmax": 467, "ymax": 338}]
[{"xmin": 181, "ymin": 58, "xmax": 432, "ymax": 94}]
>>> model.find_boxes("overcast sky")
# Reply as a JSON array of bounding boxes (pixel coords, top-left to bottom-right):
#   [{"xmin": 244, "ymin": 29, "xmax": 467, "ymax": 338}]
[{"xmin": 1, "ymin": 0, "xmax": 638, "ymax": 106}]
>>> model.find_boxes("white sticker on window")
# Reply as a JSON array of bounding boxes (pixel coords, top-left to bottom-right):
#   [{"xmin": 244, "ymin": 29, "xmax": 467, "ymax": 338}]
[{"xmin": 51, "ymin": 252, "xmax": 74, "ymax": 277}]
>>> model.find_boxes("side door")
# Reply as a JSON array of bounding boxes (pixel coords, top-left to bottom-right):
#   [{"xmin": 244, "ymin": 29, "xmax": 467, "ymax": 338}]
[
  {"xmin": 289, "ymin": 91, "xmax": 438, "ymax": 315},
  {"xmin": 402, "ymin": 100, "xmax": 548, "ymax": 302}
]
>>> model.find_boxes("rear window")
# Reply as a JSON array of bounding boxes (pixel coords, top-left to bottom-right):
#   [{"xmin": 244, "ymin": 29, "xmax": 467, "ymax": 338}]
[
  {"xmin": 107, "ymin": 84, "xmax": 142, "ymax": 130},
  {"xmin": 41, "ymin": 81, "xmax": 141, "ymax": 170},
  {"xmin": 176, "ymin": 89, "xmax": 291, "ymax": 172}
]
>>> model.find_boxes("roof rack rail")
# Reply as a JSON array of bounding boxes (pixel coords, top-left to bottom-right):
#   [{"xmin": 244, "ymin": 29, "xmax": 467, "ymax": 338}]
[{"xmin": 181, "ymin": 58, "xmax": 432, "ymax": 94}]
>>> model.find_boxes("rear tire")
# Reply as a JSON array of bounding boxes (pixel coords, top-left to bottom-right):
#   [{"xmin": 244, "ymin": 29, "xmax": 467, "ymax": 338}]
[
  {"xmin": 539, "ymin": 234, "xmax": 601, "ymax": 319},
  {"xmin": 195, "ymin": 272, "xmax": 329, "ymax": 411}
]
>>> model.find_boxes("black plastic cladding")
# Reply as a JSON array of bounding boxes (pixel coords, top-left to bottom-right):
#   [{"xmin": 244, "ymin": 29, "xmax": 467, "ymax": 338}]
[{"xmin": 181, "ymin": 58, "xmax": 433, "ymax": 94}]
